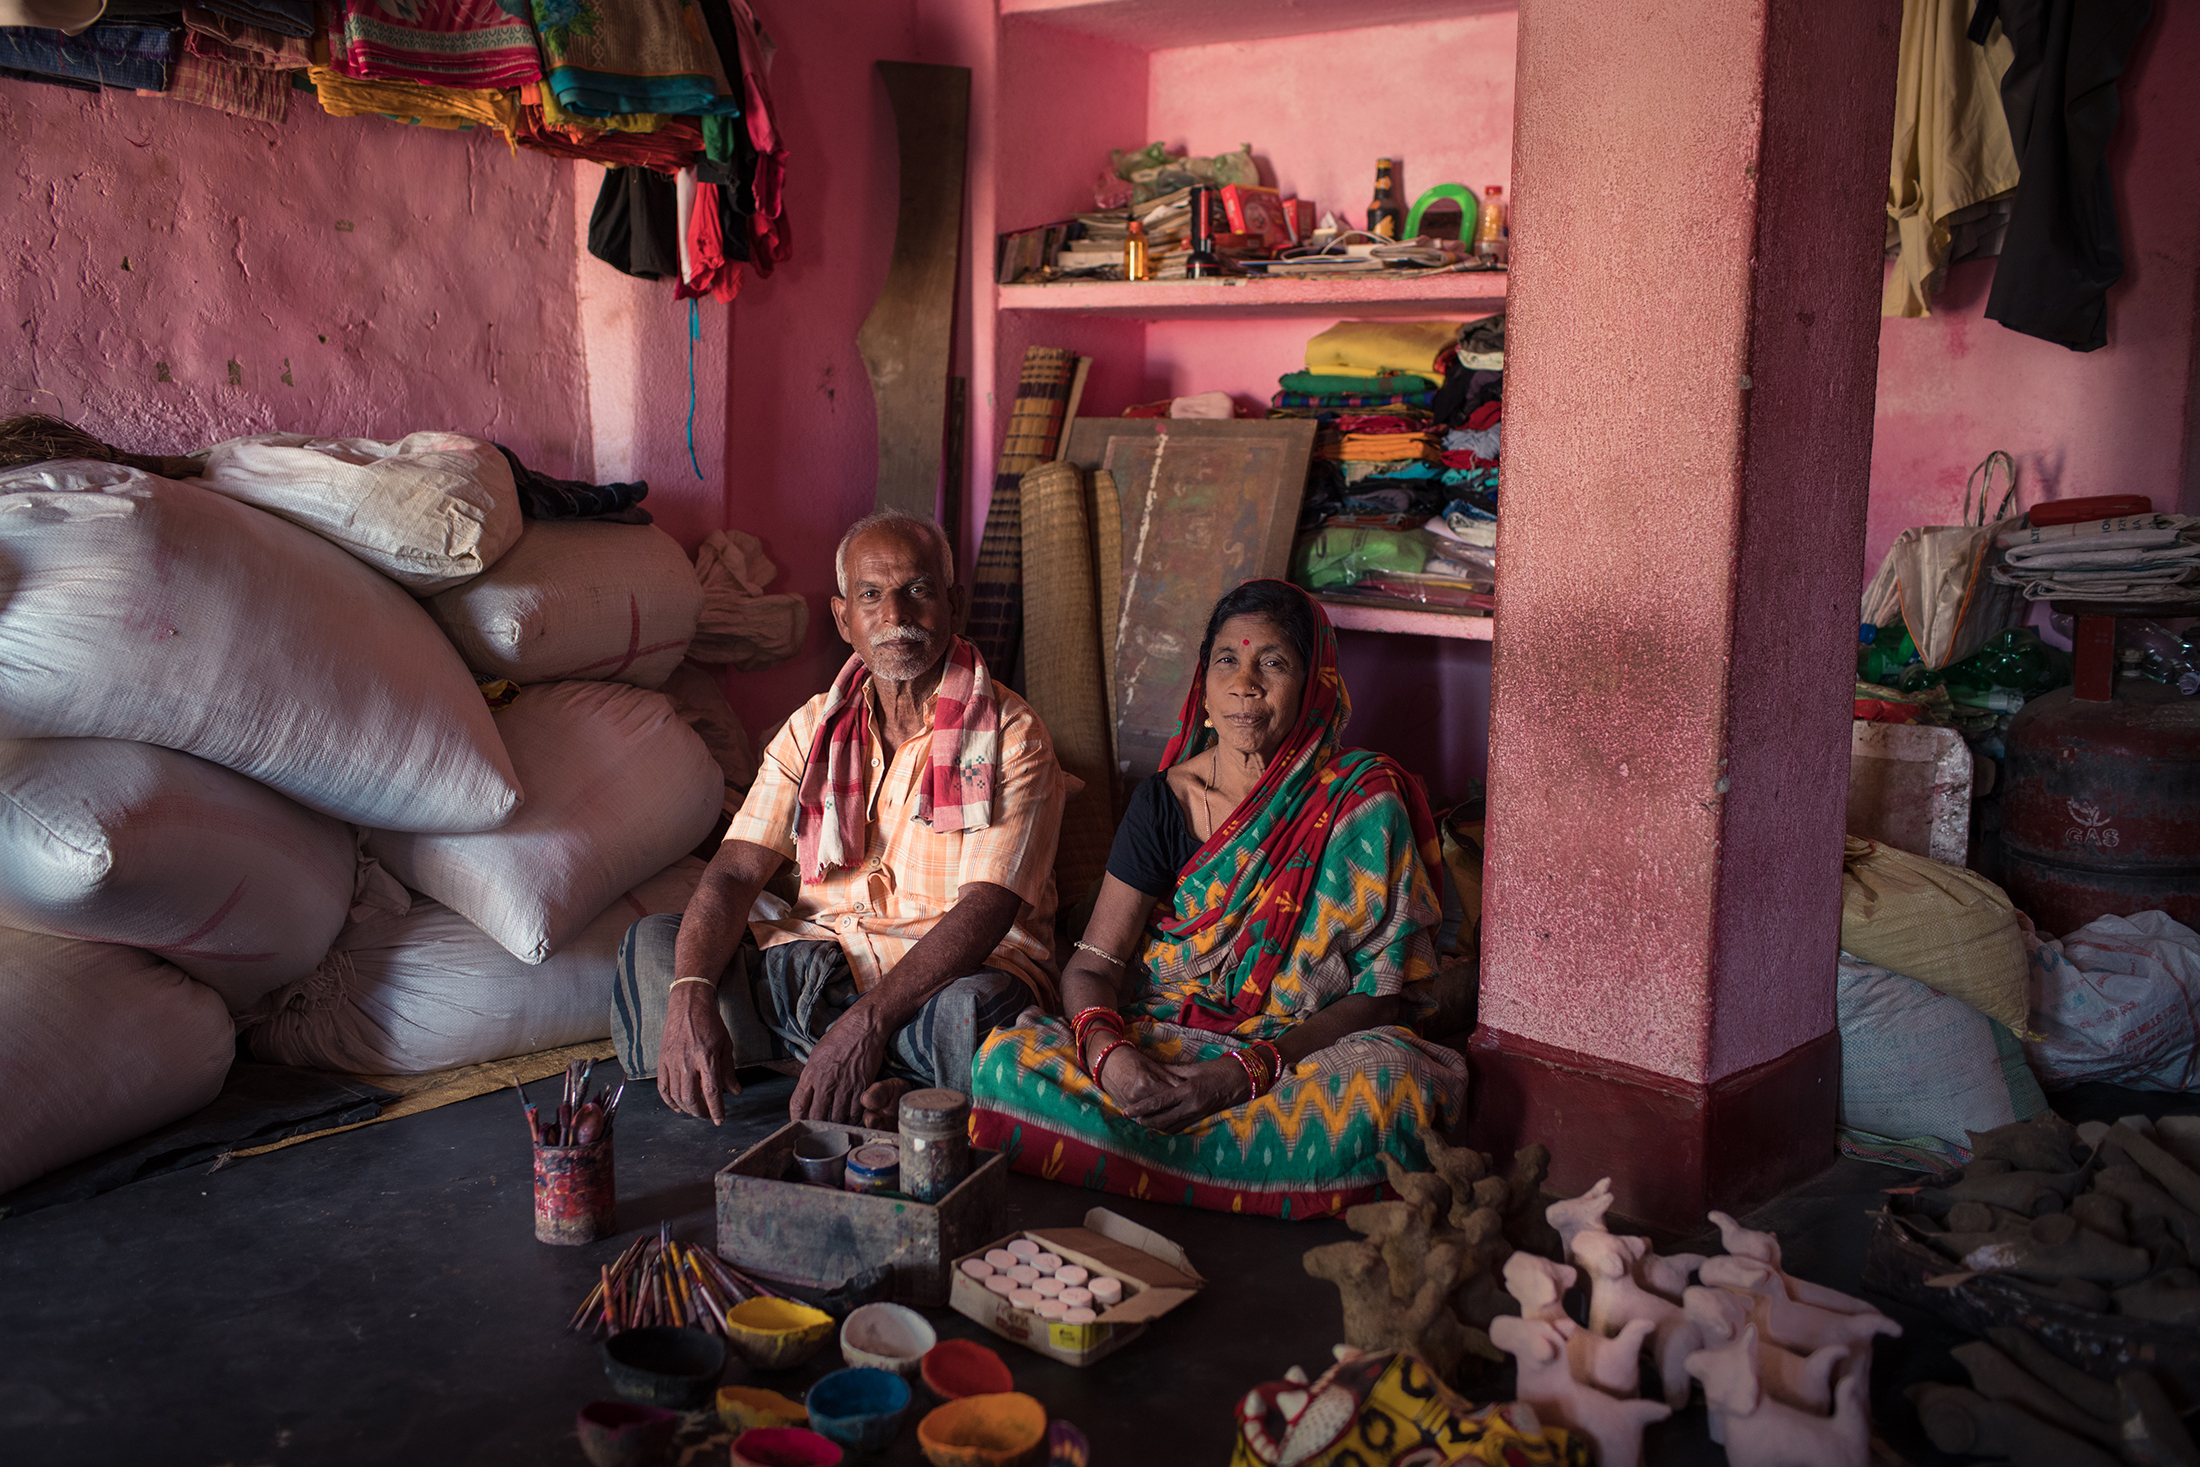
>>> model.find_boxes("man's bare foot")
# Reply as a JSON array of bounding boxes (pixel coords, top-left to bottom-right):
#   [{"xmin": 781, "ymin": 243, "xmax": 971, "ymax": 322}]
[{"xmin": 859, "ymin": 1078, "xmax": 913, "ymax": 1130}]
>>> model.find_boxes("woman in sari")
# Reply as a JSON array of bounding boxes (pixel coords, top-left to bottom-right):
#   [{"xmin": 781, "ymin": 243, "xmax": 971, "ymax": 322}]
[{"xmin": 968, "ymin": 579, "xmax": 1467, "ymax": 1218}]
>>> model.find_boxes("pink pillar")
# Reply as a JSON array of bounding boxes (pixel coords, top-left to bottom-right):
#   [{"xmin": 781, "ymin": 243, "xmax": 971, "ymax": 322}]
[{"xmin": 1469, "ymin": 0, "xmax": 1900, "ymax": 1228}]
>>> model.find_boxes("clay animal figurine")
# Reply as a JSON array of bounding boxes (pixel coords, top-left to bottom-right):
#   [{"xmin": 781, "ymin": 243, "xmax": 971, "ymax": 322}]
[
  {"xmin": 1909, "ymin": 1383, "xmax": 2121, "ymax": 1467},
  {"xmin": 1547, "ymin": 1178, "xmax": 1615, "ymax": 1257},
  {"xmin": 1689, "ymin": 1326, "xmax": 1869, "ymax": 1467},
  {"xmin": 1636, "ymin": 1249, "xmax": 1705, "ymax": 1304},
  {"xmin": 1489, "ymin": 1314, "xmax": 1671, "ymax": 1467},
  {"xmin": 1502, "ymin": 1252, "xmax": 1578, "ymax": 1324},
  {"xmin": 1695, "ymin": 1257, "xmax": 1901, "ymax": 1358},
  {"xmin": 1706, "ymin": 1211, "xmax": 1879, "ymax": 1316},
  {"xmin": 1570, "ymin": 1230, "xmax": 1698, "ymax": 1407},
  {"xmin": 1569, "ymin": 1317, "xmax": 1657, "ymax": 1398},
  {"xmin": 1680, "ymin": 1298, "xmax": 1848, "ymax": 1443}
]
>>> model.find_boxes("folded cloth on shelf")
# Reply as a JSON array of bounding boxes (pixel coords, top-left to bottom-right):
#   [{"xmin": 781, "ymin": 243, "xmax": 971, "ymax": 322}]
[
  {"xmin": 183, "ymin": 3, "xmax": 308, "ymax": 64},
  {"xmin": 199, "ymin": 0, "xmax": 311, "ymax": 37},
  {"xmin": 525, "ymin": 82, "xmax": 662, "ymax": 134},
  {"xmin": 1271, "ymin": 389, "xmax": 1435, "ymax": 411},
  {"xmin": 1, "ymin": 63, "xmax": 100, "ymax": 90},
  {"xmin": 1990, "ymin": 514, "xmax": 2200, "ymax": 602},
  {"xmin": 325, "ymin": 0, "xmax": 541, "ymax": 88},
  {"xmin": 158, "ymin": 47, "xmax": 289, "ymax": 118},
  {"xmin": 1332, "ymin": 412, "xmax": 1431, "ymax": 435},
  {"xmin": 530, "ymin": 0, "xmax": 740, "ymax": 117},
  {"xmin": 1279, "ymin": 370, "xmax": 1434, "ymax": 398},
  {"xmin": 1303, "ymin": 319, "xmax": 1460, "ymax": 386},
  {"xmin": 310, "ymin": 63, "xmax": 522, "ymax": 140},
  {"xmin": 0, "ymin": 20, "xmax": 178, "ymax": 90},
  {"xmin": 1323, "ymin": 434, "xmax": 1442, "ymax": 464}
]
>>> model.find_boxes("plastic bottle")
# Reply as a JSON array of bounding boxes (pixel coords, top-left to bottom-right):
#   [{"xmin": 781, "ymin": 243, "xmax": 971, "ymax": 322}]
[
  {"xmin": 2120, "ymin": 618, "xmax": 2200, "ymax": 694},
  {"xmin": 1475, "ymin": 185, "xmax": 1506, "ymax": 262},
  {"xmin": 1122, "ymin": 219, "xmax": 1150, "ymax": 281}
]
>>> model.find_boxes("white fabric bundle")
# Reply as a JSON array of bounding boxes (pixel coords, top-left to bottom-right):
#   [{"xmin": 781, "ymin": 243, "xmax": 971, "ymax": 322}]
[
  {"xmin": 0, "ymin": 463, "xmax": 520, "ymax": 832},
  {"xmin": 0, "ymin": 738, "xmax": 355, "ymax": 1010},
  {"xmin": 195, "ymin": 432, "xmax": 522, "ymax": 594},
  {"xmin": 366, "ymin": 681, "xmax": 722, "ymax": 964},
  {"xmin": 0, "ymin": 929, "xmax": 234, "ymax": 1195},
  {"xmin": 423, "ymin": 519, "xmax": 703, "ymax": 688},
  {"xmin": 1992, "ymin": 514, "xmax": 2200, "ymax": 601},
  {"xmin": 248, "ymin": 859, "xmax": 705, "ymax": 1075},
  {"xmin": 689, "ymin": 529, "xmax": 809, "ymax": 670}
]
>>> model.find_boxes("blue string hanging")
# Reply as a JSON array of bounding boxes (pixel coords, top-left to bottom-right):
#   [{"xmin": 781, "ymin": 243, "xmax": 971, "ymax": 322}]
[{"xmin": 686, "ymin": 297, "xmax": 704, "ymax": 481}]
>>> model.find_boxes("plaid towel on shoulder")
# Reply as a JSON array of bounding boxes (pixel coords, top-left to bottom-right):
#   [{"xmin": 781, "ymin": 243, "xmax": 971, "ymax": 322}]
[{"xmin": 794, "ymin": 636, "xmax": 1002, "ymax": 882}]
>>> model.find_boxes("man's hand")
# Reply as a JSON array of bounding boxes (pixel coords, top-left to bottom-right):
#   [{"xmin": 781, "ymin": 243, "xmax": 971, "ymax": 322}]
[
  {"xmin": 1120, "ymin": 1056, "xmax": 1248, "ymax": 1134},
  {"xmin": 658, "ymin": 983, "xmax": 741, "ymax": 1124},
  {"xmin": 790, "ymin": 999, "xmax": 892, "ymax": 1124}
]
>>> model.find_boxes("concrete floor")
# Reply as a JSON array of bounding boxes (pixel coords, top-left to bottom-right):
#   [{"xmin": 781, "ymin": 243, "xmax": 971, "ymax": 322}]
[{"xmin": 1, "ymin": 1066, "xmax": 2190, "ymax": 1467}]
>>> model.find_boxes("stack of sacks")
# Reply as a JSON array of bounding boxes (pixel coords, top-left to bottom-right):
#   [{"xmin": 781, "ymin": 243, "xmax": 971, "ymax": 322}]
[
  {"xmin": 1990, "ymin": 513, "xmax": 2200, "ymax": 603},
  {"xmin": 0, "ymin": 434, "xmax": 749, "ymax": 1191}
]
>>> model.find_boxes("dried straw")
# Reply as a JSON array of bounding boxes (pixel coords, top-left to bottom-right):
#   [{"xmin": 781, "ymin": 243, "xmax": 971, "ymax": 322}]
[{"xmin": 0, "ymin": 413, "xmax": 202, "ymax": 477}]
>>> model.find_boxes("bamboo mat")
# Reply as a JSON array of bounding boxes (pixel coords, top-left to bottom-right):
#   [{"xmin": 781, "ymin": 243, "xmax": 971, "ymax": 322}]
[
  {"xmin": 967, "ymin": 346, "xmax": 1078, "ymax": 677},
  {"xmin": 1020, "ymin": 460, "xmax": 1117, "ymax": 904}
]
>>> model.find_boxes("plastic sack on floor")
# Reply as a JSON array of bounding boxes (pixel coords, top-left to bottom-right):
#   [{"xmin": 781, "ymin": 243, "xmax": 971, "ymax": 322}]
[
  {"xmin": 0, "ymin": 463, "xmax": 520, "ymax": 832},
  {"xmin": 0, "ymin": 738, "xmax": 354, "ymax": 1010},
  {"xmin": 2020, "ymin": 910, "xmax": 2200, "ymax": 1091},
  {"xmin": 366, "ymin": 681, "xmax": 721, "ymax": 965},
  {"xmin": 423, "ymin": 519, "xmax": 703, "ymax": 689},
  {"xmin": 1837, "ymin": 952, "xmax": 2048, "ymax": 1159},
  {"xmin": 688, "ymin": 529, "xmax": 808, "ymax": 671},
  {"xmin": 195, "ymin": 431, "xmax": 521, "ymax": 594},
  {"xmin": 0, "ymin": 928, "xmax": 234, "ymax": 1196},
  {"xmin": 659, "ymin": 660, "xmax": 758, "ymax": 800},
  {"xmin": 1839, "ymin": 837, "xmax": 2029, "ymax": 1033},
  {"xmin": 247, "ymin": 860, "xmax": 705, "ymax": 1075}
]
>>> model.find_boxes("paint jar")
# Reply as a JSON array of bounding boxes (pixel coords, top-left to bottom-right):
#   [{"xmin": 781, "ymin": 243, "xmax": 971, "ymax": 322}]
[
  {"xmin": 534, "ymin": 1136, "xmax": 615, "ymax": 1245},
  {"xmin": 897, "ymin": 1088, "xmax": 971, "ymax": 1204},
  {"xmin": 844, "ymin": 1142, "xmax": 901, "ymax": 1196},
  {"xmin": 793, "ymin": 1130, "xmax": 853, "ymax": 1189}
]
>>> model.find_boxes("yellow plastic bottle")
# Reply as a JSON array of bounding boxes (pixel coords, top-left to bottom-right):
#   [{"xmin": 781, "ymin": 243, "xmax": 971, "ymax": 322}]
[{"xmin": 1475, "ymin": 185, "xmax": 1506, "ymax": 262}]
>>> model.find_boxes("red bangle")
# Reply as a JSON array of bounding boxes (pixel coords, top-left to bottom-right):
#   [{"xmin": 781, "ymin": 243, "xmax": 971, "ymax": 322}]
[
  {"xmin": 1072, "ymin": 1005, "xmax": 1124, "ymax": 1047},
  {"xmin": 1090, "ymin": 1037, "xmax": 1135, "ymax": 1086},
  {"xmin": 1230, "ymin": 1047, "xmax": 1264, "ymax": 1101},
  {"xmin": 1256, "ymin": 1040, "xmax": 1286, "ymax": 1090}
]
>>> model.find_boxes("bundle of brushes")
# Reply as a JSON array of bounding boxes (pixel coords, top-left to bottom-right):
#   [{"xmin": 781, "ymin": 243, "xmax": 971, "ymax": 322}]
[
  {"xmin": 569, "ymin": 1223, "xmax": 795, "ymax": 1338},
  {"xmin": 519, "ymin": 1060, "xmax": 624, "ymax": 1147}
]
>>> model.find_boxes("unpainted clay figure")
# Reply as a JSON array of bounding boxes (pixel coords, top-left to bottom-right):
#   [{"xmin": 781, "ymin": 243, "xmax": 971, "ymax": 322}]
[
  {"xmin": 1303, "ymin": 1237, "xmax": 1489, "ymax": 1382},
  {"xmin": 1688, "ymin": 1326, "xmax": 1869, "ymax": 1467},
  {"xmin": 1695, "ymin": 1257, "xmax": 1901, "ymax": 1357},
  {"xmin": 1569, "ymin": 1316, "xmax": 1657, "ymax": 1398},
  {"xmin": 1949, "ymin": 1341, "xmax": 2119, "ymax": 1448},
  {"xmin": 1917, "ymin": 1210, "xmax": 2154, "ymax": 1286},
  {"xmin": 1909, "ymin": 1383, "xmax": 2121, "ymax": 1467},
  {"xmin": 1503, "ymin": 1252, "xmax": 1577, "ymax": 1323},
  {"xmin": 1547, "ymin": 1178, "xmax": 1615, "ymax": 1257},
  {"xmin": 1683, "ymin": 1290, "xmax": 1847, "ymax": 1420},
  {"xmin": 1489, "ymin": 1314, "xmax": 1671, "ymax": 1467},
  {"xmin": 1503, "ymin": 1143, "xmax": 1565, "ymax": 1257},
  {"xmin": 1636, "ymin": 1249, "xmax": 1704, "ymax": 1304},
  {"xmin": 1707, "ymin": 1210, "xmax": 1879, "ymax": 1316},
  {"xmin": 1570, "ymin": 1230, "xmax": 1698, "ymax": 1408},
  {"xmin": 1966, "ymin": 1113, "xmax": 2087, "ymax": 1174},
  {"xmin": 2117, "ymin": 1369, "xmax": 2200, "ymax": 1467}
]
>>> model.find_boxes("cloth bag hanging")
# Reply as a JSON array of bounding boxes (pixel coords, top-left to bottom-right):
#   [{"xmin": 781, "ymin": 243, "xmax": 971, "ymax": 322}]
[{"xmin": 1861, "ymin": 450, "xmax": 2026, "ymax": 669}]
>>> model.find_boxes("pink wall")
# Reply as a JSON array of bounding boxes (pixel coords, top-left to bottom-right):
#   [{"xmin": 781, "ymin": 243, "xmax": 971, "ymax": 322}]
[
  {"xmin": 2, "ymin": 87, "xmax": 589, "ymax": 476},
  {"xmin": 1481, "ymin": 0, "xmax": 1896, "ymax": 1086},
  {"xmin": 1865, "ymin": 1, "xmax": 2200, "ymax": 572}
]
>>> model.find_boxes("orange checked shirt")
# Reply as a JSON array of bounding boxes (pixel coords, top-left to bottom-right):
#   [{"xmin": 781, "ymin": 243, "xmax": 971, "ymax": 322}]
[{"xmin": 726, "ymin": 680, "xmax": 1067, "ymax": 1009}]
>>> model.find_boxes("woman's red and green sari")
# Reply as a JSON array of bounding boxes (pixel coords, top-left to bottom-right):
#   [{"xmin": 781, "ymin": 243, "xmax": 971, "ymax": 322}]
[{"xmin": 969, "ymin": 585, "xmax": 1466, "ymax": 1219}]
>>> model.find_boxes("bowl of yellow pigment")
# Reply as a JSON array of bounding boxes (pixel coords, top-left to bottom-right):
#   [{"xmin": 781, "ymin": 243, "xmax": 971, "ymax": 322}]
[{"xmin": 723, "ymin": 1297, "xmax": 837, "ymax": 1371}]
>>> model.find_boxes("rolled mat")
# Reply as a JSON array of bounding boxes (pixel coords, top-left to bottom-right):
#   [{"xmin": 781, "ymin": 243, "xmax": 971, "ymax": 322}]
[
  {"xmin": 1090, "ymin": 468, "xmax": 1124, "ymax": 777},
  {"xmin": 1020, "ymin": 460, "xmax": 1116, "ymax": 906},
  {"xmin": 967, "ymin": 346, "xmax": 1077, "ymax": 678}
]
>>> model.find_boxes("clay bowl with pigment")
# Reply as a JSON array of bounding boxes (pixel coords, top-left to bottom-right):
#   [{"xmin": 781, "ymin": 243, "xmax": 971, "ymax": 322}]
[
  {"xmin": 731, "ymin": 1426, "xmax": 845, "ymax": 1467},
  {"xmin": 601, "ymin": 1325, "xmax": 726, "ymax": 1410},
  {"xmin": 839, "ymin": 1302, "xmax": 938, "ymax": 1378},
  {"xmin": 575, "ymin": 1400, "xmax": 680, "ymax": 1467},
  {"xmin": 719, "ymin": 1384, "xmax": 810, "ymax": 1434},
  {"xmin": 916, "ymin": 1392, "xmax": 1049, "ymax": 1467},
  {"xmin": 920, "ymin": 1340, "xmax": 1014, "ymax": 1401},
  {"xmin": 724, "ymin": 1296, "xmax": 837, "ymax": 1371},
  {"xmin": 805, "ymin": 1366, "xmax": 913, "ymax": 1454}
]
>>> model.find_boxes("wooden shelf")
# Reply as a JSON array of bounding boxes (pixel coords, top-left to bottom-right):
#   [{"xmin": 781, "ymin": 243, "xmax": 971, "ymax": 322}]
[
  {"xmin": 996, "ymin": 272, "xmax": 1506, "ymax": 320},
  {"xmin": 1001, "ymin": 0, "xmax": 1516, "ymax": 50},
  {"xmin": 1319, "ymin": 597, "xmax": 1495, "ymax": 640}
]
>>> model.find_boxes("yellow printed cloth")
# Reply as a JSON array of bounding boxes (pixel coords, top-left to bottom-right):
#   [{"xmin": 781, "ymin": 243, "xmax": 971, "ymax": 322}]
[
  {"xmin": 1233, "ymin": 1350, "xmax": 1591, "ymax": 1467},
  {"xmin": 310, "ymin": 62, "xmax": 521, "ymax": 144},
  {"xmin": 1303, "ymin": 319, "xmax": 1461, "ymax": 386},
  {"xmin": 1885, "ymin": 0, "xmax": 2019, "ymax": 317}
]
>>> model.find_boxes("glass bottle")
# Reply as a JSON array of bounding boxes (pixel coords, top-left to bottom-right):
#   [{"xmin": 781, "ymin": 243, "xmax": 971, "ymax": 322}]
[
  {"xmin": 1123, "ymin": 219, "xmax": 1150, "ymax": 282},
  {"xmin": 1366, "ymin": 159, "xmax": 1404, "ymax": 239},
  {"xmin": 1476, "ymin": 185, "xmax": 1507, "ymax": 261}
]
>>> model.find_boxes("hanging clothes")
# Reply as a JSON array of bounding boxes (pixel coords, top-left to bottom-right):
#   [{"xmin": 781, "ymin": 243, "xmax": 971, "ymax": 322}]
[
  {"xmin": 676, "ymin": 177, "xmax": 740, "ymax": 303},
  {"xmin": 309, "ymin": 61, "xmax": 523, "ymax": 142},
  {"xmin": 195, "ymin": 0, "xmax": 312, "ymax": 39},
  {"xmin": 1884, "ymin": 0, "xmax": 2021, "ymax": 318},
  {"xmin": 324, "ymin": 0, "xmax": 543, "ymax": 89},
  {"xmin": 0, "ymin": 21, "xmax": 177, "ymax": 90},
  {"xmin": 587, "ymin": 166, "xmax": 683, "ymax": 281},
  {"xmin": 1969, "ymin": 0, "xmax": 2154, "ymax": 351},
  {"xmin": 530, "ymin": 0, "xmax": 741, "ymax": 117},
  {"xmin": 515, "ymin": 108, "xmax": 700, "ymax": 172},
  {"xmin": 158, "ymin": 49, "xmax": 291, "ymax": 119}
]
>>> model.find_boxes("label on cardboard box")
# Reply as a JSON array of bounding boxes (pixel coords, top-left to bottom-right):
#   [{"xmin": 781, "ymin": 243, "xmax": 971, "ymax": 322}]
[{"xmin": 947, "ymin": 1207, "xmax": 1201, "ymax": 1366}]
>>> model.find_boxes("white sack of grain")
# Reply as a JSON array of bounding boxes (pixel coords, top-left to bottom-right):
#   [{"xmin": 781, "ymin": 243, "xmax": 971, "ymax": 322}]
[
  {"xmin": 0, "ymin": 738, "xmax": 355, "ymax": 1010},
  {"xmin": 247, "ymin": 859, "xmax": 705, "ymax": 1074},
  {"xmin": 422, "ymin": 519, "xmax": 703, "ymax": 688},
  {"xmin": 0, "ymin": 462, "xmax": 520, "ymax": 833},
  {"xmin": 366, "ymin": 681, "xmax": 720, "ymax": 964},
  {"xmin": 195, "ymin": 431, "xmax": 521, "ymax": 594},
  {"xmin": 0, "ymin": 928, "xmax": 234, "ymax": 1195},
  {"xmin": 659, "ymin": 659, "xmax": 757, "ymax": 800}
]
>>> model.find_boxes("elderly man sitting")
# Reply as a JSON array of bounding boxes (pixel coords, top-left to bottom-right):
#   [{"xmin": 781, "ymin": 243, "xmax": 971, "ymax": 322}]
[{"xmin": 614, "ymin": 510, "xmax": 1067, "ymax": 1128}]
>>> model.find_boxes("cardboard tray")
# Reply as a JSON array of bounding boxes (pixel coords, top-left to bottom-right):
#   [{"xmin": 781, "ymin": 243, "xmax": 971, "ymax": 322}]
[
  {"xmin": 714, "ymin": 1119, "xmax": 1006, "ymax": 1308},
  {"xmin": 1859, "ymin": 1204, "xmax": 2199, "ymax": 1411},
  {"xmin": 948, "ymin": 1207, "xmax": 1204, "ymax": 1367}
]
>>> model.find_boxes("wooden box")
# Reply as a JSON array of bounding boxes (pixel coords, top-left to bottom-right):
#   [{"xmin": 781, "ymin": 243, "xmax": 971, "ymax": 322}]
[{"xmin": 713, "ymin": 1119, "xmax": 1006, "ymax": 1307}]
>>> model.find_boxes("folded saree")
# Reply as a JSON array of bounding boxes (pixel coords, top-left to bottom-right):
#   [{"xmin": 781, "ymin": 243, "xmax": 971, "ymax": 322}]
[
  {"xmin": 161, "ymin": 49, "xmax": 291, "ymax": 119},
  {"xmin": 513, "ymin": 108, "xmax": 700, "ymax": 173},
  {"xmin": 311, "ymin": 62, "xmax": 521, "ymax": 142},
  {"xmin": 184, "ymin": 3, "xmax": 311, "ymax": 65},
  {"xmin": 530, "ymin": 0, "xmax": 740, "ymax": 117},
  {"xmin": 325, "ymin": 0, "xmax": 542, "ymax": 88},
  {"xmin": 199, "ymin": 0, "xmax": 313, "ymax": 39},
  {"xmin": 970, "ymin": 584, "xmax": 1464, "ymax": 1219}
]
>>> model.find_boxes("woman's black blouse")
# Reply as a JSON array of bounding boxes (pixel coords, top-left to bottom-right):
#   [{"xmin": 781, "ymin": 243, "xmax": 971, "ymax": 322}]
[{"xmin": 1105, "ymin": 771, "xmax": 1204, "ymax": 898}]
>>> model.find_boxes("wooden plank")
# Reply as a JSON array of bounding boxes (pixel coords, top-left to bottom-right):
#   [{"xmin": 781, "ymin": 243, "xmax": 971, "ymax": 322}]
[
  {"xmin": 859, "ymin": 61, "xmax": 971, "ymax": 517},
  {"xmin": 1061, "ymin": 418, "xmax": 1316, "ymax": 779}
]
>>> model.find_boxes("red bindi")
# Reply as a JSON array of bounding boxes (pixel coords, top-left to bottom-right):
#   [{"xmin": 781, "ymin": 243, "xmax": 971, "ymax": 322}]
[{"xmin": 1241, "ymin": 638, "xmax": 1250, "ymax": 645}]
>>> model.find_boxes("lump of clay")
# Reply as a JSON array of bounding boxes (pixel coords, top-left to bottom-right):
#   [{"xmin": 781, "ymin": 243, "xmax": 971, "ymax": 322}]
[
  {"xmin": 2117, "ymin": 1369, "xmax": 2200, "ymax": 1467},
  {"xmin": 1967, "ymin": 1113, "xmax": 2089, "ymax": 1173},
  {"xmin": 1949, "ymin": 1340, "xmax": 2119, "ymax": 1447},
  {"xmin": 1909, "ymin": 1383, "xmax": 2120, "ymax": 1467}
]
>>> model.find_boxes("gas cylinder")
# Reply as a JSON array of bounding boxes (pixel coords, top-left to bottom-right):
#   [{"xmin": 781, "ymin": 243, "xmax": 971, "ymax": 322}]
[{"xmin": 2000, "ymin": 680, "xmax": 2200, "ymax": 937}]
